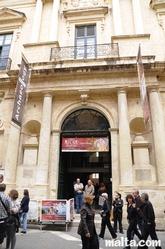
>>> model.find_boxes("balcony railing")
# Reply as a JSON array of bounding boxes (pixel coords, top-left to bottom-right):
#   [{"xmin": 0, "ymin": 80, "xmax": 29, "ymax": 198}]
[
  {"xmin": 0, "ymin": 57, "xmax": 12, "ymax": 71},
  {"xmin": 50, "ymin": 43, "xmax": 119, "ymax": 61}
]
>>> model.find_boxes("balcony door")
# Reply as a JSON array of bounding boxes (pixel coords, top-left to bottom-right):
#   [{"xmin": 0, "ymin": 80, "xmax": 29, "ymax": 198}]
[{"xmin": 75, "ymin": 25, "xmax": 96, "ymax": 59}]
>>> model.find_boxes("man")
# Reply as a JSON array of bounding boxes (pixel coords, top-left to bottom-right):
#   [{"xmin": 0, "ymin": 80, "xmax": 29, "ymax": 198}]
[
  {"xmin": 84, "ymin": 180, "xmax": 95, "ymax": 196},
  {"xmin": 0, "ymin": 183, "xmax": 12, "ymax": 249},
  {"xmin": 132, "ymin": 189, "xmax": 144, "ymax": 234},
  {"xmin": 138, "ymin": 193, "xmax": 162, "ymax": 249},
  {"xmin": 74, "ymin": 178, "xmax": 84, "ymax": 214}
]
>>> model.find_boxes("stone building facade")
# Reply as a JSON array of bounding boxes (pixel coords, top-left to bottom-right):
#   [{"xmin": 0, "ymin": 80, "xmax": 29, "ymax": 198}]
[{"xmin": 0, "ymin": 0, "xmax": 165, "ymax": 226}]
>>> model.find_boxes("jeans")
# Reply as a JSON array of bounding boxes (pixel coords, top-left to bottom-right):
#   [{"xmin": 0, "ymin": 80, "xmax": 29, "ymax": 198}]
[
  {"xmin": 19, "ymin": 212, "xmax": 27, "ymax": 232},
  {"xmin": 75, "ymin": 194, "xmax": 83, "ymax": 214}
]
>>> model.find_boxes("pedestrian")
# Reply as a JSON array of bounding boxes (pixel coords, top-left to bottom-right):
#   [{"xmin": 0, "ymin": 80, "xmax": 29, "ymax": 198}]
[
  {"xmin": 113, "ymin": 192, "xmax": 124, "ymax": 234},
  {"xmin": 123, "ymin": 194, "xmax": 142, "ymax": 249},
  {"xmin": 96, "ymin": 183, "xmax": 107, "ymax": 207},
  {"xmin": 137, "ymin": 193, "xmax": 162, "ymax": 249},
  {"xmin": 6, "ymin": 189, "xmax": 20, "ymax": 249},
  {"xmin": 99, "ymin": 193, "xmax": 117, "ymax": 240},
  {"xmin": 84, "ymin": 180, "xmax": 95, "ymax": 196},
  {"xmin": 74, "ymin": 178, "xmax": 84, "ymax": 214},
  {"xmin": 19, "ymin": 189, "xmax": 30, "ymax": 234},
  {"xmin": 77, "ymin": 194, "xmax": 99, "ymax": 249},
  {"xmin": 132, "ymin": 189, "xmax": 144, "ymax": 234},
  {"xmin": 0, "ymin": 183, "xmax": 12, "ymax": 249}
]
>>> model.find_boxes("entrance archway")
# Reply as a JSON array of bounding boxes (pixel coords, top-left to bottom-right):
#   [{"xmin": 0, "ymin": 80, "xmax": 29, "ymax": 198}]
[{"xmin": 58, "ymin": 108, "xmax": 112, "ymax": 203}]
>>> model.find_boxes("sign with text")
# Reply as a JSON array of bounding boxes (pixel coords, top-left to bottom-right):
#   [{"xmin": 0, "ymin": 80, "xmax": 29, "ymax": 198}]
[
  {"xmin": 12, "ymin": 57, "xmax": 30, "ymax": 126},
  {"xmin": 62, "ymin": 137, "xmax": 109, "ymax": 152}
]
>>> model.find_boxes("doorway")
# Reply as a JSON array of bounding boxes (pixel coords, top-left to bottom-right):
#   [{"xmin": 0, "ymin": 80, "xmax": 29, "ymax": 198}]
[{"xmin": 57, "ymin": 108, "xmax": 112, "ymax": 200}]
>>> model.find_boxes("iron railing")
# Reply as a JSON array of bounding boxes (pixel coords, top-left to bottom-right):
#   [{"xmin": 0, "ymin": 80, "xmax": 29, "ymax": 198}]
[
  {"xmin": 0, "ymin": 57, "xmax": 12, "ymax": 71},
  {"xmin": 50, "ymin": 43, "xmax": 119, "ymax": 61}
]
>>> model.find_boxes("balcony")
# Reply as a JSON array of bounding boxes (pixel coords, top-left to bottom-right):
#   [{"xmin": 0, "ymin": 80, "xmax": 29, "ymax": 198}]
[
  {"xmin": 50, "ymin": 43, "xmax": 119, "ymax": 61},
  {"xmin": 0, "ymin": 57, "xmax": 12, "ymax": 71}
]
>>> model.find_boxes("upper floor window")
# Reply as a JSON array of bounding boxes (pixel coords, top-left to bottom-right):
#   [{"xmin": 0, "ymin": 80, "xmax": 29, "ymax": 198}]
[
  {"xmin": 75, "ymin": 25, "xmax": 96, "ymax": 59},
  {"xmin": 0, "ymin": 33, "xmax": 13, "ymax": 70}
]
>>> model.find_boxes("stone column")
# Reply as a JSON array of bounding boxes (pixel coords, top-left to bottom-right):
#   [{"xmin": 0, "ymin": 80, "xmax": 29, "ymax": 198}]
[
  {"xmin": 148, "ymin": 88, "xmax": 165, "ymax": 186},
  {"xmin": 49, "ymin": 129, "xmax": 60, "ymax": 199},
  {"xmin": 109, "ymin": 128, "xmax": 120, "ymax": 192},
  {"xmin": 49, "ymin": 0, "xmax": 60, "ymax": 41},
  {"xmin": 36, "ymin": 92, "xmax": 53, "ymax": 184},
  {"xmin": 118, "ymin": 89, "xmax": 133, "ymax": 186},
  {"xmin": 112, "ymin": 0, "xmax": 122, "ymax": 36},
  {"xmin": 4, "ymin": 122, "xmax": 21, "ymax": 186},
  {"xmin": 30, "ymin": 0, "xmax": 43, "ymax": 43},
  {"xmin": 132, "ymin": 0, "xmax": 144, "ymax": 34}
]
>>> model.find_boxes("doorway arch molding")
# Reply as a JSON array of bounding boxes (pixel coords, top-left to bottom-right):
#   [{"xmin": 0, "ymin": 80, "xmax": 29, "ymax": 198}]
[{"xmin": 53, "ymin": 100, "xmax": 117, "ymax": 130}]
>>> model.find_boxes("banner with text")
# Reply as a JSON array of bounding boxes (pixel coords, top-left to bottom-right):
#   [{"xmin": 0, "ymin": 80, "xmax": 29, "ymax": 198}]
[
  {"xmin": 62, "ymin": 137, "xmax": 109, "ymax": 152},
  {"xmin": 12, "ymin": 57, "xmax": 30, "ymax": 126},
  {"xmin": 137, "ymin": 45, "xmax": 149, "ymax": 125}
]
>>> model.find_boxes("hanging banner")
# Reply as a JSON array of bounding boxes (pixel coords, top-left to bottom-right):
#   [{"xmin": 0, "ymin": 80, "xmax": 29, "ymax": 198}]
[
  {"xmin": 62, "ymin": 137, "xmax": 109, "ymax": 152},
  {"xmin": 137, "ymin": 45, "xmax": 149, "ymax": 126},
  {"xmin": 11, "ymin": 56, "xmax": 30, "ymax": 127}
]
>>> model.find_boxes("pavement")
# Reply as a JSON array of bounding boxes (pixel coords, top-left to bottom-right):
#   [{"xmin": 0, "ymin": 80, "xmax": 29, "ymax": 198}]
[{"xmin": 2, "ymin": 222, "xmax": 165, "ymax": 249}]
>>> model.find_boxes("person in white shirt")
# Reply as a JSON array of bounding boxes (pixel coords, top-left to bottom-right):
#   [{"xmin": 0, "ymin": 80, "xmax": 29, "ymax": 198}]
[{"xmin": 74, "ymin": 178, "xmax": 84, "ymax": 214}]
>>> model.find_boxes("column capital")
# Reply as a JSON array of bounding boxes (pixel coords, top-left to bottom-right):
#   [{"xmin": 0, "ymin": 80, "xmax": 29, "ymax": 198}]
[
  {"xmin": 42, "ymin": 91, "xmax": 54, "ymax": 98},
  {"xmin": 116, "ymin": 87, "xmax": 128, "ymax": 95},
  {"xmin": 147, "ymin": 85, "xmax": 160, "ymax": 94}
]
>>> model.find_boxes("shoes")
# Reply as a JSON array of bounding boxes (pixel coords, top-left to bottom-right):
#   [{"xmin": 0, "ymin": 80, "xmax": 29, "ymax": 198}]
[
  {"xmin": 21, "ymin": 231, "xmax": 26, "ymax": 234},
  {"xmin": 120, "ymin": 231, "xmax": 124, "ymax": 234},
  {"xmin": 113, "ymin": 236, "xmax": 118, "ymax": 240}
]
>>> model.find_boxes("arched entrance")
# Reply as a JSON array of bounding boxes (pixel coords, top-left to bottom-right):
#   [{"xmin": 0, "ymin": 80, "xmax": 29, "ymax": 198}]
[{"xmin": 58, "ymin": 108, "xmax": 112, "ymax": 203}]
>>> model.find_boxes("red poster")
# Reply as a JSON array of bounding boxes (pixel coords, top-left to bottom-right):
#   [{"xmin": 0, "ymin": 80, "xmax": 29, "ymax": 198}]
[
  {"xmin": 41, "ymin": 200, "xmax": 67, "ymax": 221},
  {"xmin": 62, "ymin": 137, "xmax": 109, "ymax": 152}
]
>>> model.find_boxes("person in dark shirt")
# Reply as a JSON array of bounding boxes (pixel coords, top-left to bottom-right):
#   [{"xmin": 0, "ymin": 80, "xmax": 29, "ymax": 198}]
[
  {"xmin": 132, "ymin": 189, "xmax": 144, "ymax": 234},
  {"xmin": 137, "ymin": 193, "xmax": 162, "ymax": 249},
  {"xmin": 99, "ymin": 193, "xmax": 117, "ymax": 240},
  {"xmin": 19, "ymin": 189, "xmax": 30, "ymax": 234},
  {"xmin": 113, "ymin": 192, "xmax": 123, "ymax": 234},
  {"xmin": 123, "ymin": 194, "xmax": 142, "ymax": 249}
]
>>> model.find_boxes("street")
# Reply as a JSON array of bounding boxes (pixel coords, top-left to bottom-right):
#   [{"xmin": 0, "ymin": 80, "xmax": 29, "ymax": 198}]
[{"xmin": 2, "ymin": 224, "xmax": 165, "ymax": 249}]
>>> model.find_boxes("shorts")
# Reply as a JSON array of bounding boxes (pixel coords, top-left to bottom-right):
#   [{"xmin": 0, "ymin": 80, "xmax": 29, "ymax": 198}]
[{"xmin": 0, "ymin": 220, "xmax": 6, "ymax": 244}]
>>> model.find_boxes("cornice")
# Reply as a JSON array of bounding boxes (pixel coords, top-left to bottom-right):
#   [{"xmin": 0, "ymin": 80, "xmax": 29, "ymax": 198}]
[
  {"xmin": 63, "ymin": 6, "xmax": 108, "ymax": 18},
  {"xmin": 150, "ymin": 0, "xmax": 165, "ymax": 10}
]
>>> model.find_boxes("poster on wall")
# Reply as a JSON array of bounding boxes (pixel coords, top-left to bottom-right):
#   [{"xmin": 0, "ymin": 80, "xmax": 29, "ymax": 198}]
[
  {"xmin": 41, "ymin": 200, "xmax": 67, "ymax": 221},
  {"xmin": 62, "ymin": 137, "xmax": 109, "ymax": 152}
]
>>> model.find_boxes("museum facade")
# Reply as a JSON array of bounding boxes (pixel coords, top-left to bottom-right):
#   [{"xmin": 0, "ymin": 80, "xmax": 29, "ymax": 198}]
[{"xmin": 0, "ymin": 0, "xmax": 165, "ymax": 226}]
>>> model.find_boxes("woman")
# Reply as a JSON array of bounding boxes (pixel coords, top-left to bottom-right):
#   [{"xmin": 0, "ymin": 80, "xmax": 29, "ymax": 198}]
[
  {"xmin": 6, "ymin": 189, "xmax": 20, "ymax": 249},
  {"xmin": 99, "ymin": 193, "xmax": 117, "ymax": 240},
  {"xmin": 97, "ymin": 183, "xmax": 107, "ymax": 207},
  {"xmin": 124, "ymin": 194, "xmax": 142, "ymax": 249},
  {"xmin": 77, "ymin": 194, "xmax": 99, "ymax": 249},
  {"xmin": 19, "ymin": 189, "xmax": 30, "ymax": 234}
]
